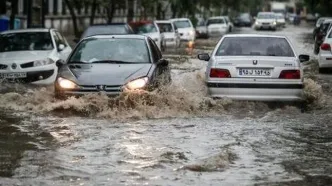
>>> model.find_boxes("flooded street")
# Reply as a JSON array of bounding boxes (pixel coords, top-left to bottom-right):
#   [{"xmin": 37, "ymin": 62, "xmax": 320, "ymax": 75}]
[{"xmin": 1, "ymin": 24, "xmax": 332, "ymax": 186}]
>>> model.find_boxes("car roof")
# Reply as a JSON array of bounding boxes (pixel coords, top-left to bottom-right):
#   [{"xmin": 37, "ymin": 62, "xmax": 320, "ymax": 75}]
[
  {"xmin": 224, "ymin": 34, "xmax": 287, "ymax": 39},
  {"xmin": 170, "ymin": 18, "xmax": 190, "ymax": 21},
  {"xmin": 0, "ymin": 28, "xmax": 51, "ymax": 34},
  {"xmin": 323, "ymin": 19, "xmax": 332, "ymax": 23},
  {"xmin": 83, "ymin": 34, "xmax": 147, "ymax": 40},
  {"xmin": 155, "ymin": 20, "xmax": 172, "ymax": 23},
  {"xmin": 208, "ymin": 16, "xmax": 226, "ymax": 20}
]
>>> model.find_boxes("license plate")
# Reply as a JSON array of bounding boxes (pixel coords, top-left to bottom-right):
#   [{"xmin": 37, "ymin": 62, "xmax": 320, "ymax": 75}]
[
  {"xmin": 0, "ymin": 72, "xmax": 27, "ymax": 79},
  {"xmin": 239, "ymin": 69, "xmax": 271, "ymax": 77}
]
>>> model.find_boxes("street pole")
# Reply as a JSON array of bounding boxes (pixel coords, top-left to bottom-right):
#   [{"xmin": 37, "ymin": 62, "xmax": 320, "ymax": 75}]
[
  {"xmin": 41, "ymin": 0, "xmax": 45, "ymax": 27},
  {"xmin": 27, "ymin": 0, "xmax": 32, "ymax": 28}
]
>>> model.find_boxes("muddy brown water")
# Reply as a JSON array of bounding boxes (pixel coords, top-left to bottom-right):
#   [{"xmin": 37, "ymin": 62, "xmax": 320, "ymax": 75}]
[{"xmin": 1, "ymin": 25, "xmax": 332, "ymax": 186}]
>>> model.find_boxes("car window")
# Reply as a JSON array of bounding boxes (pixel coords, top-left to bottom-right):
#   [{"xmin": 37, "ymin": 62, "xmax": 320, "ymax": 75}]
[
  {"xmin": 328, "ymin": 27, "xmax": 332, "ymax": 38},
  {"xmin": 69, "ymin": 38, "xmax": 150, "ymax": 63},
  {"xmin": 216, "ymin": 37, "xmax": 295, "ymax": 57},
  {"xmin": 197, "ymin": 20, "xmax": 206, "ymax": 26},
  {"xmin": 207, "ymin": 19, "xmax": 225, "ymax": 25},
  {"xmin": 173, "ymin": 20, "xmax": 191, "ymax": 28},
  {"xmin": 157, "ymin": 23, "xmax": 174, "ymax": 33},
  {"xmin": 131, "ymin": 23, "xmax": 158, "ymax": 34},
  {"xmin": 321, "ymin": 23, "xmax": 332, "ymax": 33},
  {"xmin": 0, "ymin": 32, "xmax": 54, "ymax": 52},
  {"xmin": 148, "ymin": 39, "xmax": 161, "ymax": 62},
  {"xmin": 257, "ymin": 13, "xmax": 276, "ymax": 19},
  {"xmin": 55, "ymin": 31, "xmax": 67, "ymax": 46}
]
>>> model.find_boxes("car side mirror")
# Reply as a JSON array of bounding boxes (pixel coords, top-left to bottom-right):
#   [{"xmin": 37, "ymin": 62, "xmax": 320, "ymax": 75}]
[
  {"xmin": 198, "ymin": 53, "xmax": 210, "ymax": 61},
  {"xmin": 158, "ymin": 59, "xmax": 169, "ymax": 66},
  {"xmin": 299, "ymin": 54, "xmax": 310, "ymax": 62},
  {"xmin": 56, "ymin": 59, "xmax": 66, "ymax": 67},
  {"xmin": 58, "ymin": 44, "xmax": 65, "ymax": 51}
]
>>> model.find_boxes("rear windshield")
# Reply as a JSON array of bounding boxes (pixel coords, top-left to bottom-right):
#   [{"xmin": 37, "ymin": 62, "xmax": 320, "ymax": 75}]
[
  {"xmin": 131, "ymin": 23, "xmax": 158, "ymax": 34},
  {"xmin": 321, "ymin": 22, "xmax": 332, "ymax": 33},
  {"xmin": 82, "ymin": 25, "xmax": 128, "ymax": 38},
  {"xmin": 207, "ymin": 19, "xmax": 225, "ymax": 25},
  {"xmin": 157, "ymin": 23, "xmax": 174, "ymax": 33},
  {"xmin": 173, "ymin": 20, "xmax": 191, "ymax": 28},
  {"xmin": 216, "ymin": 37, "xmax": 295, "ymax": 57}
]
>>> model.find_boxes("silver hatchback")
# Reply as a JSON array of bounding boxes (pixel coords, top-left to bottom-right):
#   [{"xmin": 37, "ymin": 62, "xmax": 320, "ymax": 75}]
[{"xmin": 198, "ymin": 34, "xmax": 310, "ymax": 101}]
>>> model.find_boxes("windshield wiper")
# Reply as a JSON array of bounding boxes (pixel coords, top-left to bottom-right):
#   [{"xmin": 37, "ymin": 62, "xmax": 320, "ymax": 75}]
[
  {"xmin": 91, "ymin": 60, "xmax": 137, "ymax": 64},
  {"xmin": 68, "ymin": 61, "xmax": 88, "ymax": 64}
]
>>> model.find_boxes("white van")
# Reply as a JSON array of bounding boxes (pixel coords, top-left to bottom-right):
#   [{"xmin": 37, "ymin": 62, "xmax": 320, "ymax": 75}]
[{"xmin": 170, "ymin": 18, "xmax": 196, "ymax": 42}]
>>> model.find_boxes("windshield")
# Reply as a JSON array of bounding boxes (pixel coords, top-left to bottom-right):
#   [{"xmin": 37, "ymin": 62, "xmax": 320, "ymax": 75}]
[
  {"xmin": 207, "ymin": 19, "xmax": 225, "ymax": 26},
  {"xmin": 276, "ymin": 15, "xmax": 284, "ymax": 19},
  {"xmin": 197, "ymin": 20, "xmax": 206, "ymax": 26},
  {"xmin": 216, "ymin": 37, "xmax": 295, "ymax": 57},
  {"xmin": 257, "ymin": 14, "xmax": 276, "ymax": 19},
  {"xmin": 173, "ymin": 20, "xmax": 191, "ymax": 28},
  {"xmin": 82, "ymin": 25, "xmax": 128, "ymax": 38},
  {"xmin": 69, "ymin": 38, "xmax": 150, "ymax": 63},
  {"xmin": 0, "ymin": 32, "xmax": 53, "ymax": 52},
  {"xmin": 132, "ymin": 23, "xmax": 158, "ymax": 34},
  {"xmin": 157, "ymin": 23, "xmax": 174, "ymax": 33}
]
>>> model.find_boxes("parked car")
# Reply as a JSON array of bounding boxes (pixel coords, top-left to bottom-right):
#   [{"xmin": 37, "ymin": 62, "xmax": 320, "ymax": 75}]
[
  {"xmin": 287, "ymin": 13, "xmax": 296, "ymax": 23},
  {"xmin": 313, "ymin": 17, "xmax": 332, "ymax": 39},
  {"xmin": 170, "ymin": 18, "xmax": 196, "ymax": 42},
  {"xmin": 206, "ymin": 16, "xmax": 229, "ymax": 37},
  {"xmin": 197, "ymin": 34, "xmax": 310, "ymax": 101},
  {"xmin": 195, "ymin": 19, "xmax": 208, "ymax": 39},
  {"xmin": 155, "ymin": 20, "xmax": 180, "ymax": 49},
  {"xmin": 224, "ymin": 16, "xmax": 234, "ymax": 32},
  {"xmin": 318, "ymin": 26, "xmax": 332, "ymax": 73},
  {"xmin": 129, "ymin": 21, "xmax": 164, "ymax": 51},
  {"xmin": 306, "ymin": 13, "xmax": 317, "ymax": 22},
  {"xmin": 254, "ymin": 12, "xmax": 277, "ymax": 31},
  {"xmin": 234, "ymin": 13, "xmax": 253, "ymax": 27},
  {"xmin": 0, "ymin": 28, "xmax": 72, "ymax": 85},
  {"xmin": 314, "ymin": 19, "xmax": 332, "ymax": 54},
  {"xmin": 74, "ymin": 23, "xmax": 134, "ymax": 43},
  {"xmin": 54, "ymin": 35, "xmax": 171, "ymax": 98},
  {"xmin": 275, "ymin": 13, "xmax": 286, "ymax": 28}
]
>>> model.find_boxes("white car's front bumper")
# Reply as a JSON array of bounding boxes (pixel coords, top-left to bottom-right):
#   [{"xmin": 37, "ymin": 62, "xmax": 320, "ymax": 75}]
[
  {"xmin": 254, "ymin": 23, "xmax": 277, "ymax": 30},
  {"xmin": 208, "ymin": 28, "xmax": 227, "ymax": 37},
  {"xmin": 179, "ymin": 33, "xmax": 195, "ymax": 41},
  {"xmin": 206, "ymin": 82, "xmax": 303, "ymax": 101}
]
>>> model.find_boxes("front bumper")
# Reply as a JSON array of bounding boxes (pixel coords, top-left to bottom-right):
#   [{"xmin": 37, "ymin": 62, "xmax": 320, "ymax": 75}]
[
  {"xmin": 179, "ymin": 34, "xmax": 195, "ymax": 41},
  {"xmin": 255, "ymin": 24, "xmax": 277, "ymax": 30},
  {"xmin": 208, "ymin": 29, "xmax": 227, "ymax": 37},
  {"xmin": 0, "ymin": 69, "xmax": 55, "ymax": 83},
  {"xmin": 206, "ymin": 82, "xmax": 303, "ymax": 101}
]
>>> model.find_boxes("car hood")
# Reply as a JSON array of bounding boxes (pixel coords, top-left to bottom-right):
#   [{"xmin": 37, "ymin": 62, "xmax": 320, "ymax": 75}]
[
  {"xmin": 143, "ymin": 32, "xmax": 160, "ymax": 39},
  {"xmin": 62, "ymin": 63, "xmax": 152, "ymax": 85},
  {"xmin": 0, "ymin": 50, "xmax": 53, "ymax": 63}
]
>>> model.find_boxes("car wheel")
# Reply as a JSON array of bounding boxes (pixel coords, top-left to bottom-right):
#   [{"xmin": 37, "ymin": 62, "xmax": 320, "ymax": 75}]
[{"xmin": 319, "ymin": 68, "xmax": 326, "ymax": 74}]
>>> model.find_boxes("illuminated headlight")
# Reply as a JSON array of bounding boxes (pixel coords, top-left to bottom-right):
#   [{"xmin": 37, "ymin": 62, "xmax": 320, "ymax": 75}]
[
  {"xmin": 189, "ymin": 30, "xmax": 195, "ymax": 35},
  {"xmin": 273, "ymin": 21, "xmax": 277, "ymax": 25},
  {"xmin": 33, "ymin": 58, "xmax": 54, "ymax": 67},
  {"xmin": 255, "ymin": 21, "xmax": 260, "ymax": 25},
  {"xmin": 57, "ymin": 77, "xmax": 79, "ymax": 89},
  {"xmin": 125, "ymin": 77, "xmax": 148, "ymax": 90}
]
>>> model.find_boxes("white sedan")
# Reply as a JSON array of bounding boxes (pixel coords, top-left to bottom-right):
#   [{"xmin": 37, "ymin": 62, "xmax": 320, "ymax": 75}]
[
  {"xmin": 0, "ymin": 28, "xmax": 72, "ymax": 84},
  {"xmin": 198, "ymin": 34, "xmax": 310, "ymax": 101},
  {"xmin": 318, "ymin": 27, "xmax": 332, "ymax": 73}
]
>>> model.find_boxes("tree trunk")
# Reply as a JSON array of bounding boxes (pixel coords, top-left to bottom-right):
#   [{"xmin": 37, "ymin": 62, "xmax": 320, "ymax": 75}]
[
  {"xmin": 106, "ymin": 0, "xmax": 116, "ymax": 24},
  {"xmin": 64, "ymin": 0, "xmax": 79, "ymax": 37},
  {"xmin": 127, "ymin": 0, "xmax": 134, "ymax": 22},
  {"xmin": 171, "ymin": 4, "xmax": 177, "ymax": 18},
  {"xmin": 10, "ymin": 0, "xmax": 18, "ymax": 29},
  {"xmin": 90, "ymin": 0, "xmax": 97, "ymax": 25},
  {"xmin": 0, "ymin": 0, "xmax": 6, "ymax": 14}
]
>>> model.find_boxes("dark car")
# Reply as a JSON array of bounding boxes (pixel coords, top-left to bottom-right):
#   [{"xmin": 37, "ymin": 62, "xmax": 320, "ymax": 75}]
[
  {"xmin": 234, "ymin": 13, "xmax": 253, "ymax": 27},
  {"xmin": 73, "ymin": 23, "xmax": 134, "ymax": 43},
  {"xmin": 314, "ymin": 20, "xmax": 332, "ymax": 54},
  {"xmin": 54, "ymin": 35, "xmax": 171, "ymax": 98}
]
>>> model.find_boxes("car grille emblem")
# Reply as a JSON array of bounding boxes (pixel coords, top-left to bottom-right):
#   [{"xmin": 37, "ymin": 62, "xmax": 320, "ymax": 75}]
[
  {"xmin": 253, "ymin": 60, "xmax": 258, "ymax": 65},
  {"xmin": 97, "ymin": 85, "xmax": 105, "ymax": 91},
  {"xmin": 12, "ymin": 63, "xmax": 17, "ymax": 69}
]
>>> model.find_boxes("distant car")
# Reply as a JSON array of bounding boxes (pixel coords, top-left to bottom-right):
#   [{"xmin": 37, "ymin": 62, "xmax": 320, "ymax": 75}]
[
  {"xmin": 155, "ymin": 20, "xmax": 180, "ymax": 49},
  {"xmin": 197, "ymin": 34, "xmax": 310, "ymax": 101},
  {"xmin": 206, "ymin": 16, "xmax": 229, "ymax": 37},
  {"xmin": 224, "ymin": 16, "xmax": 234, "ymax": 32},
  {"xmin": 75, "ymin": 23, "xmax": 134, "ymax": 42},
  {"xmin": 275, "ymin": 13, "xmax": 286, "ymax": 28},
  {"xmin": 313, "ymin": 17, "xmax": 332, "ymax": 39},
  {"xmin": 318, "ymin": 27, "xmax": 332, "ymax": 73},
  {"xmin": 195, "ymin": 19, "xmax": 208, "ymax": 39},
  {"xmin": 0, "ymin": 28, "xmax": 72, "ymax": 85},
  {"xmin": 314, "ymin": 19, "xmax": 332, "ymax": 54},
  {"xmin": 287, "ymin": 13, "xmax": 296, "ymax": 23},
  {"xmin": 54, "ymin": 35, "xmax": 171, "ymax": 98},
  {"xmin": 234, "ymin": 13, "xmax": 253, "ymax": 27},
  {"xmin": 129, "ymin": 21, "xmax": 164, "ymax": 51},
  {"xmin": 170, "ymin": 18, "xmax": 196, "ymax": 42},
  {"xmin": 306, "ymin": 13, "xmax": 317, "ymax": 22},
  {"xmin": 254, "ymin": 12, "xmax": 277, "ymax": 31}
]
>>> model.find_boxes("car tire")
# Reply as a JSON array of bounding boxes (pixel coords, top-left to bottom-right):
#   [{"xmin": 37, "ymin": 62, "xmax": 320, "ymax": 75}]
[{"xmin": 319, "ymin": 68, "xmax": 326, "ymax": 74}]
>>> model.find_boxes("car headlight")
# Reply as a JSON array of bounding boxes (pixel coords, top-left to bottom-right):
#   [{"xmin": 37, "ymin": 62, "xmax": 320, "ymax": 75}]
[
  {"xmin": 189, "ymin": 30, "xmax": 195, "ymax": 35},
  {"xmin": 57, "ymin": 77, "xmax": 79, "ymax": 89},
  {"xmin": 125, "ymin": 77, "xmax": 148, "ymax": 90},
  {"xmin": 255, "ymin": 21, "xmax": 260, "ymax": 25},
  {"xmin": 273, "ymin": 21, "xmax": 277, "ymax": 25},
  {"xmin": 33, "ymin": 58, "xmax": 54, "ymax": 67}
]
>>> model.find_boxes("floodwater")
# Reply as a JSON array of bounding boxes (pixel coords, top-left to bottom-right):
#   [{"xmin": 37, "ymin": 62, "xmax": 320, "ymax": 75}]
[{"xmin": 0, "ymin": 23, "xmax": 332, "ymax": 186}]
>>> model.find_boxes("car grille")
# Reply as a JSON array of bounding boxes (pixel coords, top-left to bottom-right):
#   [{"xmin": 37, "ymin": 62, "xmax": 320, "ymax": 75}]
[
  {"xmin": 21, "ymin": 62, "xmax": 34, "ymax": 68},
  {"xmin": 262, "ymin": 23, "xmax": 270, "ymax": 25},
  {"xmin": 0, "ymin": 64, "xmax": 8, "ymax": 70},
  {"xmin": 78, "ymin": 85, "xmax": 123, "ymax": 93}
]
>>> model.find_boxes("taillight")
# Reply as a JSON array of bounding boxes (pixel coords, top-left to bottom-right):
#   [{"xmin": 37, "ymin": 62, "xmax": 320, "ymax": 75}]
[
  {"xmin": 320, "ymin": 43, "xmax": 331, "ymax": 51},
  {"xmin": 279, "ymin": 70, "xmax": 300, "ymax": 79},
  {"xmin": 210, "ymin": 68, "xmax": 231, "ymax": 78}
]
